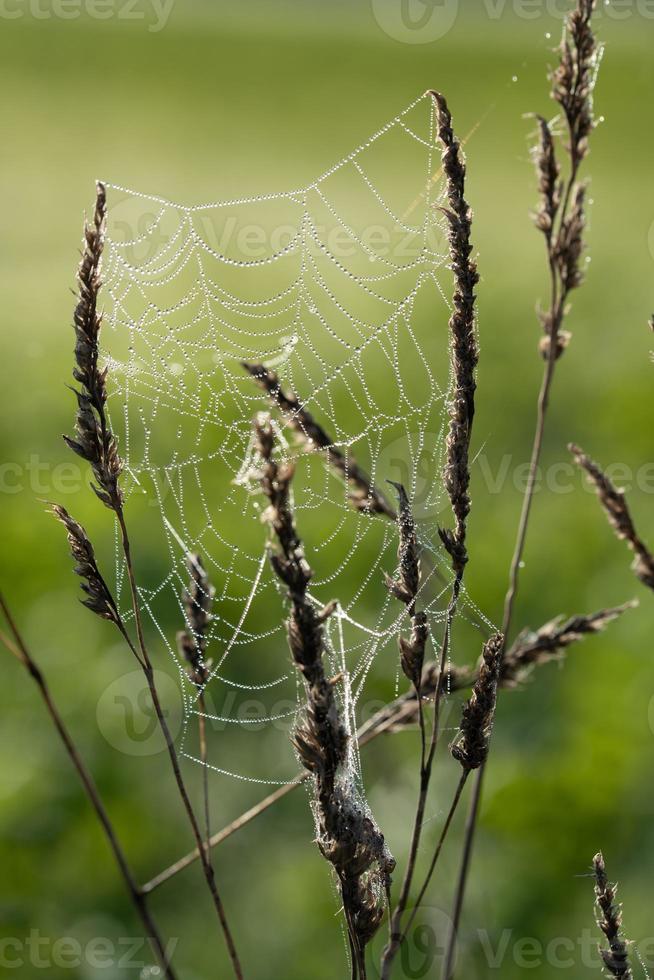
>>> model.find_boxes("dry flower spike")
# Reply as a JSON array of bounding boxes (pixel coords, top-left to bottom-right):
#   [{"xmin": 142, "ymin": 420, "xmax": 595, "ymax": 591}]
[
  {"xmin": 242, "ymin": 361, "xmax": 396, "ymax": 520},
  {"xmin": 384, "ymin": 482, "xmax": 428, "ymax": 689},
  {"xmin": 64, "ymin": 182, "xmax": 123, "ymax": 512},
  {"xmin": 593, "ymin": 852, "xmax": 633, "ymax": 979},
  {"xmin": 177, "ymin": 553, "xmax": 214, "ymax": 687},
  {"xmin": 450, "ymin": 633, "xmax": 503, "ymax": 771},
  {"xmin": 430, "ymin": 91, "xmax": 479, "ymax": 575},
  {"xmin": 50, "ymin": 504, "xmax": 119, "ymax": 625},
  {"xmin": 570, "ymin": 444, "xmax": 654, "ymax": 590}
]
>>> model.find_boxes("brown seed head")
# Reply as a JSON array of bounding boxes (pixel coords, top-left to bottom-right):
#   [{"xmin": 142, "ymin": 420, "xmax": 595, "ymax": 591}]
[
  {"xmin": 51, "ymin": 504, "xmax": 119, "ymax": 624},
  {"xmin": 64, "ymin": 182, "xmax": 123, "ymax": 511},
  {"xmin": 243, "ymin": 362, "xmax": 395, "ymax": 519},
  {"xmin": 502, "ymin": 602, "xmax": 636, "ymax": 687},
  {"xmin": 430, "ymin": 91, "xmax": 479, "ymax": 575},
  {"xmin": 532, "ymin": 115, "xmax": 562, "ymax": 238},
  {"xmin": 177, "ymin": 553, "xmax": 215, "ymax": 686},
  {"xmin": 554, "ymin": 182, "xmax": 587, "ymax": 294},
  {"xmin": 451, "ymin": 633, "xmax": 503, "ymax": 771},
  {"xmin": 384, "ymin": 482, "xmax": 428, "ymax": 688},
  {"xmin": 551, "ymin": 0, "xmax": 600, "ymax": 168},
  {"xmin": 593, "ymin": 852, "xmax": 633, "ymax": 979},
  {"xmin": 570, "ymin": 444, "xmax": 654, "ymax": 590}
]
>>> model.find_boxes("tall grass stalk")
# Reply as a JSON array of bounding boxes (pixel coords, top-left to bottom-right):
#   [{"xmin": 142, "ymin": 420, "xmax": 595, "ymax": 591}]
[
  {"xmin": 60, "ymin": 182, "xmax": 244, "ymax": 979},
  {"xmin": 442, "ymin": 5, "xmax": 601, "ymax": 972},
  {"xmin": 0, "ymin": 593, "xmax": 178, "ymax": 980}
]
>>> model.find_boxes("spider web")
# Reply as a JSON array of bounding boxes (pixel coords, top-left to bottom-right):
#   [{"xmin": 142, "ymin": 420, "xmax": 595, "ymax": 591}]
[{"xmin": 100, "ymin": 92, "xmax": 491, "ymax": 791}]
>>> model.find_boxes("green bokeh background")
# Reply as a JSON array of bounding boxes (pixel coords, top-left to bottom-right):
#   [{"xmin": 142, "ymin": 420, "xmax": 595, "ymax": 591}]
[{"xmin": 1, "ymin": 2, "xmax": 653, "ymax": 978}]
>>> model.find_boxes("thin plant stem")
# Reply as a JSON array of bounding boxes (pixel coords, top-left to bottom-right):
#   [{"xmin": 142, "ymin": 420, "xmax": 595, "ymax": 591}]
[
  {"xmin": 348, "ymin": 931, "xmax": 359, "ymax": 980},
  {"xmin": 441, "ymin": 179, "xmax": 577, "ymax": 980},
  {"xmin": 141, "ymin": 780, "xmax": 301, "ymax": 894},
  {"xmin": 347, "ymin": 902, "xmax": 367, "ymax": 980},
  {"xmin": 0, "ymin": 593, "xmax": 178, "ymax": 980},
  {"xmin": 380, "ymin": 575, "xmax": 462, "ymax": 980},
  {"xmin": 400, "ymin": 771, "xmax": 470, "ymax": 950},
  {"xmin": 198, "ymin": 692, "xmax": 212, "ymax": 849},
  {"xmin": 441, "ymin": 0, "xmax": 599, "ymax": 957},
  {"xmin": 115, "ymin": 510, "xmax": 244, "ymax": 980},
  {"xmin": 63, "ymin": 179, "xmax": 242, "ymax": 973},
  {"xmin": 441, "ymin": 770, "xmax": 483, "ymax": 980},
  {"xmin": 439, "ymin": 289, "xmax": 561, "ymax": 976}
]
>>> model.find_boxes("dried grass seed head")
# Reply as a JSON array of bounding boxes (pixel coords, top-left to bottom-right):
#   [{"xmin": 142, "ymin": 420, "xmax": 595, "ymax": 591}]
[
  {"xmin": 177, "ymin": 553, "xmax": 215, "ymax": 686},
  {"xmin": 570, "ymin": 444, "xmax": 654, "ymax": 590},
  {"xmin": 384, "ymin": 482, "xmax": 420, "ymax": 607},
  {"xmin": 243, "ymin": 362, "xmax": 396, "ymax": 519},
  {"xmin": 502, "ymin": 602, "xmax": 636, "ymax": 686},
  {"xmin": 51, "ymin": 503, "xmax": 119, "ymax": 624},
  {"xmin": 593, "ymin": 852, "xmax": 633, "ymax": 979},
  {"xmin": 552, "ymin": 0, "xmax": 600, "ymax": 167},
  {"xmin": 64, "ymin": 182, "xmax": 123, "ymax": 511},
  {"xmin": 431, "ymin": 91, "xmax": 479, "ymax": 574},
  {"xmin": 555, "ymin": 181, "xmax": 587, "ymax": 293},
  {"xmin": 384, "ymin": 482, "xmax": 428, "ymax": 687},
  {"xmin": 450, "ymin": 633, "xmax": 503, "ymax": 771},
  {"xmin": 398, "ymin": 612, "xmax": 429, "ymax": 691},
  {"xmin": 532, "ymin": 114, "xmax": 562, "ymax": 238}
]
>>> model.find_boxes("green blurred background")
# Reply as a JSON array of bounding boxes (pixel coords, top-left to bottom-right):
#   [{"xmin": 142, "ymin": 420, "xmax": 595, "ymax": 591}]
[{"xmin": 1, "ymin": 1, "xmax": 653, "ymax": 977}]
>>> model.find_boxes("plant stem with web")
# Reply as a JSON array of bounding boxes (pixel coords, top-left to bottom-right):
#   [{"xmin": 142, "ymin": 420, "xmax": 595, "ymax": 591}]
[
  {"xmin": 115, "ymin": 509, "xmax": 244, "ymax": 980},
  {"xmin": 0, "ymin": 593, "xmax": 178, "ymax": 980}
]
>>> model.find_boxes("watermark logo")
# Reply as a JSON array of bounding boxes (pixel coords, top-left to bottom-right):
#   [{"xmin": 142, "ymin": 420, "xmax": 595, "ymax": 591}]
[
  {"xmin": 376, "ymin": 433, "xmax": 445, "ymax": 522},
  {"xmin": 109, "ymin": 193, "xmax": 181, "ymax": 267},
  {"xmin": 97, "ymin": 669, "xmax": 182, "ymax": 756},
  {"xmin": 369, "ymin": 906, "xmax": 457, "ymax": 977},
  {"xmin": 371, "ymin": 0, "xmax": 460, "ymax": 43}
]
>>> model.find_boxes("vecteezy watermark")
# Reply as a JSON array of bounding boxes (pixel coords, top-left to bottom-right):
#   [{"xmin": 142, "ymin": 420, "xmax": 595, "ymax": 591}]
[
  {"xmin": 106, "ymin": 191, "xmax": 449, "ymax": 269},
  {"xmin": 371, "ymin": 0, "xmax": 654, "ymax": 44},
  {"xmin": 96, "ymin": 668, "xmax": 182, "ymax": 756},
  {"xmin": 0, "ymin": 930, "xmax": 179, "ymax": 970},
  {"xmin": 5, "ymin": 451, "xmax": 654, "ymax": 515},
  {"xmin": 0, "ymin": 0, "xmax": 175, "ymax": 32}
]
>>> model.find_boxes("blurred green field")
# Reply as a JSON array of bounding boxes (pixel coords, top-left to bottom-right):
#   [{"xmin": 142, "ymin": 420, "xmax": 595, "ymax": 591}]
[{"xmin": 1, "ymin": 2, "xmax": 654, "ymax": 978}]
